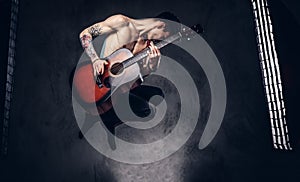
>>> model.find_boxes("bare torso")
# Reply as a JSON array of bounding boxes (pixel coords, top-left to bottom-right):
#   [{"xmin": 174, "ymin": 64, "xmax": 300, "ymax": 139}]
[
  {"xmin": 79, "ymin": 15, "xmax": 168, "ymax": 115},
  {"xmin": 101, "ymin": 18, "xmax": 163, "ymax": 57}
]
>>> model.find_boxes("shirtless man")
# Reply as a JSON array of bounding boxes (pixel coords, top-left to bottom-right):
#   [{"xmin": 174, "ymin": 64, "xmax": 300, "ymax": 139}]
[
  {"xmin": 79, "ymin": 14, "xmax": 170, "ymax": 77},
  {"xmin": 77, "ymin": 13, "xmax": 178, "ymax": 148}
]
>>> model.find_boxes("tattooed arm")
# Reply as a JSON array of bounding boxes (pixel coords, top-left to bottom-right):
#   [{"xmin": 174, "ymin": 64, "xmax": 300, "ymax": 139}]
[{"xmin": 79, "ymin": 14, "xmax": 129, "ymax": 76}]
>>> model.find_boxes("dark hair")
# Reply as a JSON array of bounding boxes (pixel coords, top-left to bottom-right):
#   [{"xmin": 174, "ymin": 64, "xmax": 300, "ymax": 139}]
[{"xmin": 155, "ymin": 11, "xmax": 181, "ymax": 35}]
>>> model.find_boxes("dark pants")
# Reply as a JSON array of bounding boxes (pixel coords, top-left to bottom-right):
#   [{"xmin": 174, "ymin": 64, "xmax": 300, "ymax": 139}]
[{"xmin": 79, "ymin": 85, "xmax": 164, "ymax": 149}]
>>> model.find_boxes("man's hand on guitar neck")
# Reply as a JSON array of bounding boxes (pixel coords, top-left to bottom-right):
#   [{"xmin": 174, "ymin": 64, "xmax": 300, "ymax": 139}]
[
  {"xmin": 92, "ymin": 58, "xmax": 108, "ymax": 76},
  {"xmin": 141, "ymin": 41, "xmax": 161, "ymax": 74},
  {"xmin": 148, "ymin": 41, "xmax": 161, "ymax": 71}
]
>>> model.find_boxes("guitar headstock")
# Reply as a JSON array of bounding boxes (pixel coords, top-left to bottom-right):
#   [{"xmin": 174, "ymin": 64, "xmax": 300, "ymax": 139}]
[{"xmin": 181, "ymin": 24, "xmax": 203, "ymax": 40}]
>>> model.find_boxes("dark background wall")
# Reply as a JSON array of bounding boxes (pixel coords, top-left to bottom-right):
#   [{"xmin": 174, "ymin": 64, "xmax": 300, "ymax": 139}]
[{"xmin": 0, "ymin": 0, "xmax": 300, "ymax": 181}]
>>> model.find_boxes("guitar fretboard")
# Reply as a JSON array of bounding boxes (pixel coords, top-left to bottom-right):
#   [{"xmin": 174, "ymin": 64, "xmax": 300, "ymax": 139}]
[{"xmin": 122, "ymin": 32, "xmax": 182, "ymax": 68}]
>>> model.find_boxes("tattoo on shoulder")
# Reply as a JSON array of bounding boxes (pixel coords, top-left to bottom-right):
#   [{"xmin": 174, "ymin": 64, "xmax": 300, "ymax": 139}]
[{"xmin": 88, "ymin": 24, "xmax": 102, "ymax": 37}]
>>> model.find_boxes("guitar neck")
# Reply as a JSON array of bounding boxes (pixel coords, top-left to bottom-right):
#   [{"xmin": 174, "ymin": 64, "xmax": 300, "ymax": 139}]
[{"xmin": 123, "ymin": 32, "xmax": 182, "ymax": 68}]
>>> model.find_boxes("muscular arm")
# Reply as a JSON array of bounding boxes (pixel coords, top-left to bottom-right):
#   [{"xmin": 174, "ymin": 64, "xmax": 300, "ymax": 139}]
[
  {"xmin": 80, "ymin": 34, "xmax": 99, "ymax": 62},
  {"xmin": 79, "ymin": 14, "xmax": 130, "ymax": 75},
  {"xmin": 79, "ymin": 15, "xmax": 130, "ymax": 59}
]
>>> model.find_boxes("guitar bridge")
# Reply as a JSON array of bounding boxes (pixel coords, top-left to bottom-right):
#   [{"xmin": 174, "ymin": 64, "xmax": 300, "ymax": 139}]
[{"xmin": 95, "ymin": 75, "xmax": 103, "ymax": 88}]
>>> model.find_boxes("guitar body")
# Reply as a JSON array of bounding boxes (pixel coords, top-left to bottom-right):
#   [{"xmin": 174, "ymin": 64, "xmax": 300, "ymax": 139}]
[
  {"xmin": 73, "ymin": 24, "xmax": 201, "ymax": 114},
  {"xmin": 73, "ymin": 48, "xmax": 141, "ymax": 109}
]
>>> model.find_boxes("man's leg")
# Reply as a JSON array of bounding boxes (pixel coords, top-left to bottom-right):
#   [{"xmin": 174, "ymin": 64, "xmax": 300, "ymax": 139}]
[
  {"xmin": 130, "ymin": 85, "xmax": 164, "ymax": 106},
  {"xmin": 79, "ymin": 109, "xmax": 122, "ymax": 150},
  {"xmin": 78, "ymin": 85, "xmax": 164, "ymax": 149},
  {"xmin": 130, "ymin": 85, "xmax": 164, "ymax": 110}
]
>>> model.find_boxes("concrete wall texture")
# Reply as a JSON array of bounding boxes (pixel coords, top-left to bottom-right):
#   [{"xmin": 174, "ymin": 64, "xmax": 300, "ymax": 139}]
[{"xmin": 1, "ymin": 0, "xmax": 300, "ymax": 181}]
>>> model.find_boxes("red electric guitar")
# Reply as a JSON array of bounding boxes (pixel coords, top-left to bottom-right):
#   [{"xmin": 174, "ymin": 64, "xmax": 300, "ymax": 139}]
[{"xmin": 73, "ymin": 25, "xmax": 202, "ymax": 111}]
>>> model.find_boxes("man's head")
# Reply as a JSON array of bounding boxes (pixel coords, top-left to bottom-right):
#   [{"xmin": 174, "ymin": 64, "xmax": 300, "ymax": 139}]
[
  {"xmin": 147, "ymin": 20, "xmax": 169, "ymax": 40},
  {"xmin": 155, "ymin": 11, "xmax": 181, "ymax": 34},
  {"xmin": 147, "ymin": 11, "xmax": 181, "ymax": 40}
]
